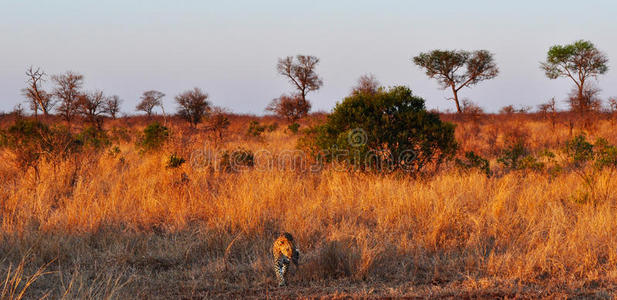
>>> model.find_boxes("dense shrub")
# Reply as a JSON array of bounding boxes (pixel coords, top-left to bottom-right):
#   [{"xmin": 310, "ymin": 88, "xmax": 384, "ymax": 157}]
[
  {"xmin": 267, "ymin": 123, "xmax": 279, "ymax": 132},
  {"xmin": 287, "ymin": 122, "xmax": 300, "ymax": 134},
  {"xmin": 166, "ymin": 153, "xmax": 186, "ymax": 168},
  {"xmin": 565, "ymin": 135, "xmax": 617, "ymax": 170},
  {"xmin": 563, "ymin": 135, "xmax": 617, "ymax": 203},
  {"xmin": 76, "ymin": 126, "xmax": 111, "ymax": 150},
  {"xmin": 247, "ymin": 121, "xmax": 267, "ymax": 137},
  {"xmin": 497, "ymin": 142, "xmax": 528, "ymax": 170},
  {"xmin": 303, "ymin": 86, "xmax": 457, "ymax": 173},
  {"xmin": 220, "ymin": 148, "xmax": 254, "ymax": 172},
  {"xmin": 3, "ymin": 119, "xmax": 80, "ymax": 170},
  {"xmin": 455, "ymin": 151, "xmax": 491, "ymax": 176},
  {"xmin": 139, "ymin": 122, "xmax": 169, "ymax": 151}
]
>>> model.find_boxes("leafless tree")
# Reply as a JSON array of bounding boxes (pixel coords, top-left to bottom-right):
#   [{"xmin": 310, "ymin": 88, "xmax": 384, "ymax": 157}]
[
  {"xmin": 266, "ymin": 93, "xmax": 311, "ymax": 123},
  {"xmin": 77, "ymin": 90, "xmax": 107, "ymax": 130},
  {"xmin": 538, "ymin": 98, "xmax": 558, "ymax": 129},
  {"xmin": 175, "ymin": 87, "xmax": 211, "ymax": 127},
  {"xmin": 22, "ymin": 66, "xmax": 54, "ymax": 117},
  {"xmin": 52, "ymin": 71, "xmax": 84, "ymax": 130},
  {"xmin": 137, "ymin": 90, "xmax": 165, "ymax": 117},
  {"xmin": 207, "ymin": 106, "xmax": 231, "ymax": 142},
  {"xmin": 461, "ymin": 99, "xmax": 484, "ymax": 115},
  {"xmin": 499, "ymin": 105, "xmax": 516, "ymax": 115},
  {"xmin": 104, "ymin": 95, "xmax": 122, "ymax": 119},
  {"xmin": 277, "ymin": 55, "xmax": 323, "ymax": 104},
  {"xmin": 608, "ymin": 97, "xmax": 617, "ymax": 125},
  {"xmin": 568, "ymin": 84, "xmax": 602, "ymax": 115},
  {"xmin": 351, "ymin": 74, "xmax": 380, "ymax": 95},
  {"xmin": 568, "ymin": 84, "xmax": 603, "ymax": 129}
]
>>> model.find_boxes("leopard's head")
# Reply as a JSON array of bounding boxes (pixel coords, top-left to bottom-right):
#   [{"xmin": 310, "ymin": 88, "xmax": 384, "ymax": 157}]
[{"xmin": 277, "ymin": 238, "xmax": 294, "ymax": 258}]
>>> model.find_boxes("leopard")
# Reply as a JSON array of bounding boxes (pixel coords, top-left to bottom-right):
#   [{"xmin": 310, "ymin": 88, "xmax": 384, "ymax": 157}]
[{"xmin": 272, "ymin": 232, "xmax": 299, "ymax": 286}]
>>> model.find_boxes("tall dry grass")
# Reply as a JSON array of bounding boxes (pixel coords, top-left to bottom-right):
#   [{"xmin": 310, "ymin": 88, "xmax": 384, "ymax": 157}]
[{"xmin": 0, "ymin": 114, "xmax": 616, "ymax": 298}]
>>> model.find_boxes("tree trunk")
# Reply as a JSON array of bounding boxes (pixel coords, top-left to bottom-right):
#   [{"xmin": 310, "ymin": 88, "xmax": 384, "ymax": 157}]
[{"xmin": 451, "ymin": 84, "xmax": 462, "ymax": 113}]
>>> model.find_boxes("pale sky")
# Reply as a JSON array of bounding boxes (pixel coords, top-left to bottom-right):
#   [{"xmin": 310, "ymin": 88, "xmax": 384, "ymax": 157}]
[{"xmin": 1, "ymin": 0, "xmax": 616, "ymax": 115}]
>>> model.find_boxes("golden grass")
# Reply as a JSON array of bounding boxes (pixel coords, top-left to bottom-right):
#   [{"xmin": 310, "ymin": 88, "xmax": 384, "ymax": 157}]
[{"xmin": 1, "ymin": 114, "xmax": 617, "ymax": 298}]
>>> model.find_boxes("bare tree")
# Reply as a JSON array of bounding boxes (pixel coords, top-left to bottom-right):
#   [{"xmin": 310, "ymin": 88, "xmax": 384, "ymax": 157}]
[
  {"xmin": 500, "ymin": 105, "xmax": 516, "ymax": 115},
  {"xmin": 22, "ymin": 66, "xmax": 54, "ymax": 117},
  {"xmin": 104, "ymin": 95, "xmax": 122, "ymax": 119},
  {"xmin": 277, "ymin": 55, "xmax": 323, "ymax": 105},
  {"xmin": 565, "ymin": 84, "xmax": 603, "ymax": 129},
  {"xmin": 175, "ymin": 87, "xmax": 211, "ymax": 127},
  {"xmin": 461, "ymin": 99, "xmax": 484, "ymax": 116},
  {"xmin": 266, "ymin": 94, "xmax": 311, "ymax": 123},
  {"xmin": 351, "ymin": 74, "xmax": 380, "ymax": 95},
  {"xmin": 538, "ymin": 98, "xmax": 558, "ymax": 129},
  {"xmin": 52, "ymin": 71, "xmax": 84, "ymax": 130},
  {"xmin": 137, "ymin": 90, "xmax": 165, "ymax": 117},
  {"xmin": 77, "ymin": 90, "xmax": 107, "ymax": 130},
  {"xmin": 568, "ymin": 84, "xmax": 602, "ymax": 116},
  {"xmin": 207, "ymin": 106, "xmax": 231, "ymax": 142},
  {"xmin": 413, "ymin": 50, "xmax": 499, "ymax": 113},
  {"xmin": 608, "ymin": 97, "xmax": 617, "ymax": 125}
]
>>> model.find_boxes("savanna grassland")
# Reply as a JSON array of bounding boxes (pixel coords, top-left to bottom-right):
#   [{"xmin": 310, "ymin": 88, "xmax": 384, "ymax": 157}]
[{"xmin": 2, "ymin": 112, "xmax": 617, "ymax": 299}]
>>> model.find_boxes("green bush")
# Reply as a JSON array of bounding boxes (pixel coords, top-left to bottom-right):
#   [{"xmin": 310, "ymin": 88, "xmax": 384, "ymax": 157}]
[
  {"xmin": 497, "ymin": 142, "xmax": 528, "ymax": 170},
  {"xmin": 455, "ymin": 151, "xmax": 491, "ymax": 176},
  {"xmin": 287, "ymin": 122, "xmax": 300, "ymax": 134},
  {"xmin": 564, "ymin": 135, "xmax": 617, "ymax": 170},
  {"xmin": 220, "ymin": 148, "xmax": 254, "ymax": 172},
  {"xmin": 303, "ymin": 86, "xmax": 457, "ymax": 173},
  {"xmin": 108, "ymin": 146, "xmax": 121, "ymax": 157},
  {"xmin": 563, "ymin": 135, "xmax": 617, "ymax": 203},
  {"xmin": 139, "ymin": 122, "xmax": 169, "ymax": 151},
  {"xmin": 565, "ymin": 134, "xmax": 594, "ymax": 167},
  {"xmin": 247, "ymin": 121, "xmax": 267, "ymax": 137},
  {"xmin": 166, "ymin": 153, "xmax": 186, "ymax": 168},
  {"xmin": 4, "ymin": 119, "xmax": 80, "ymax": 170},
  {"xmin": 591, "ymin": 138, "xmax": 617, "ymax": 169},
  {"xmin": 76, "ymin": 126, "xmax": 110, "ymax": 150},
  {"xmin": 267, "ymin": 123, "xmax": 279, "ymax": 132}
]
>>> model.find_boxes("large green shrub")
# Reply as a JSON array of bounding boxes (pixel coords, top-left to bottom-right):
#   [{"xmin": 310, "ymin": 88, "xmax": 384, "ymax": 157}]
[{"xmin": 303, "ymin": 86, "xmax": 457, "ymax": 173}]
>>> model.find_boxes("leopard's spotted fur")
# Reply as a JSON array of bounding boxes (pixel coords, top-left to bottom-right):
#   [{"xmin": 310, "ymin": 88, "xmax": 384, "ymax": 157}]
[{"xmin": 272, "ymin": 232, "xmax": 299, "ymax": 286}]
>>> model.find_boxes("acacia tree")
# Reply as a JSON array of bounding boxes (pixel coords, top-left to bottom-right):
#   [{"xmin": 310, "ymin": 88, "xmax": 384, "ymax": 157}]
[
  {"xmin": 413, "ymin": 50, "xmax": 499, "ymax": 113},
  {"xmin": 266, "ymin": 94, "xmax": 311, "ymax": 123},
  {"xmin": 276, "ymin": 55, "xmax": 322, "ymax": 120},
  {"xmin": 541, "ymin": 40, "xmax": 609, "ymax": 117},
  {"xmin": 137, "ymin": 90, "xmax": 165, "ymax": 117},
  {"xmin": 52, "ymin": 71, "xmax": 84, "ymax": 130},
  {"xmin": 22, "ymin": 66, "xmax": 54, "ymax": 117},
  {"xmin": 104, "ymin": 95, "xmax": 122, "ymax": 119},
  {"xmin": 175, "ymin": 87, "xmax": 211, "ymax": 127}
]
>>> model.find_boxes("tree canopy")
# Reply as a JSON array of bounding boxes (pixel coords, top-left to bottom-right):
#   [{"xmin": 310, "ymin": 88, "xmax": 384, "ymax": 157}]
[
  {"xmin": 304, "ymin": 86, "xmax": 457, "ymax": 173},
  {"xmin": 413, "ymin": 50, "xmax": 499, "ymax": 113}
]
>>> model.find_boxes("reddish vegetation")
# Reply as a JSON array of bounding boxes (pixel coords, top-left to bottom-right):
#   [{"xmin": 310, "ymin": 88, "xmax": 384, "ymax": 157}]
[{"xmin": 1, "ymin": 112, "xmax": 617, "ymax": 298}]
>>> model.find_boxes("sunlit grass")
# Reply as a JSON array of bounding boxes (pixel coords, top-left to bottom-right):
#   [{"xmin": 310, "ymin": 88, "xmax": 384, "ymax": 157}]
[{"xmin": 1, "ymin": 115, "xmax": 617, "ymax": 297}]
